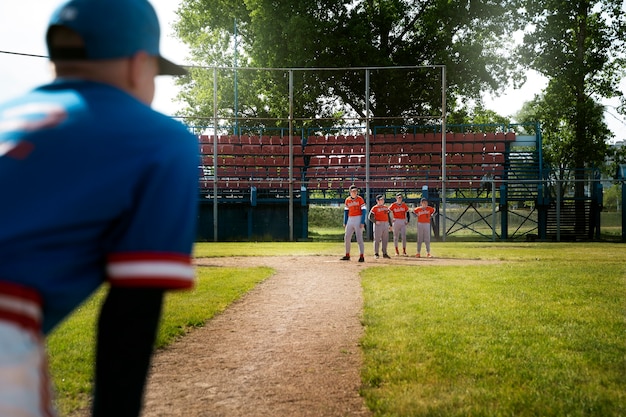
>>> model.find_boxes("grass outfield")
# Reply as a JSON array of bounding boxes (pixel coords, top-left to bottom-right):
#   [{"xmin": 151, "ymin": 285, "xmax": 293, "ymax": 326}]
[
  {"xmin": 360, "ymin": 243, "xmax": 626, "ymax": 416},
  {"xmin": 47, "ymin": 242, "xmax": 626, "ymax": 416}
]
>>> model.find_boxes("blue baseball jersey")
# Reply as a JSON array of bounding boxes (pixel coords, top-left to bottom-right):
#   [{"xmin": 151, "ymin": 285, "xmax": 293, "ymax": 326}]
[{"xmin": 0, "ymin": 80, "xmax": 199, "ymax": 333}]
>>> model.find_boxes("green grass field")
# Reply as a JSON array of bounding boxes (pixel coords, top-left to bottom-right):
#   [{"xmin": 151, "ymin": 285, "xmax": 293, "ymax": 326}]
[
  {"xmin": 360, "ymin": 243, "xmax": 626, "ymax": 416},
  {"xmin": 47, "ymin": 242, "xmax": 626, "ymax": 416}
]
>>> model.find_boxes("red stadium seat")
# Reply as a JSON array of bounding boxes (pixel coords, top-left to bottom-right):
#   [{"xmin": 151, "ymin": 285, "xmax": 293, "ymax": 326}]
[{"xmin": 414, "ymin": 133, "xmax": 426, "ymax": 142}]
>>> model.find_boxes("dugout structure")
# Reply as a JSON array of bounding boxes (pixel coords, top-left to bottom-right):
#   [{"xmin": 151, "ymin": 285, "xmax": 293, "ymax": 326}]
[{"xmin": 191, "ymin": 66, "xmax": 602, "ymax": 242}]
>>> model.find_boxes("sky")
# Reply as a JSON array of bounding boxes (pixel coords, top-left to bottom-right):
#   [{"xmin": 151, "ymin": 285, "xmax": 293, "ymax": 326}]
[{"xmin": 1, "ymin": 0, "xmax": 624, "ymax": 142}]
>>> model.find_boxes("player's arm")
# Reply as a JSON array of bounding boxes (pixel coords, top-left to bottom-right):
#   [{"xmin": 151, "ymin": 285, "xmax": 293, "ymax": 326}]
[
  {"xmin": 360, "ymin": 200, "xmax": 367, "ymax": 225},
  {"xmin": 92, "ymin": 286, "xmax": 164, "ymax": 417},
  {"xmin": 368, "ymin": 208, "xmax": 376, "ymax": 223}
]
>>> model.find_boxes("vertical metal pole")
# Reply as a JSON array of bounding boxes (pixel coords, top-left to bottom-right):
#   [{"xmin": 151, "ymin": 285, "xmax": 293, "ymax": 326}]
[
  {"xmin": 365, "ymin": 69, "xmax": 371, "ymax": 239},
  {"xmin": 622, "ymin": 180, "xmax": 626, "ymax": 242},
  {"xmin": 440, "ymin": 66, "xmax": 447, "ymax": 242},
  {"xmin": 288, "ymin": 70, "xmax": 294, "ymax": 242},
  {"xmin": 491, "ymin": 180, "xmax": 497, "ymax": 242},
  {"xmin": 213, "ymin": 68, "xmax": 219, "ymax": 242},
  {"xmin": 556, "ymin": 179, "xmax": 561, "ymax": 242},
  {"xmin": 233, "ymin": 19, "xmax": 239, "ymax": 135}
]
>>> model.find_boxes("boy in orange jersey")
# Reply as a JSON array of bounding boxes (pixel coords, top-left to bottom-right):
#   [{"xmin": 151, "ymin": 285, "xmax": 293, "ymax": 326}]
[
  {"xmin": 341, "ymin": 185, "xmax": 367, "ymax": 262},
  {"xmin": 368, "ymin": 195, "xmax": 393, "ymax": 259},
  {"xmin": 388, "ymin": 192, "xmax": 410, "ymax": 256},
  {"xmin": 413, "ymin": 197, "xmax": 436, "ymax": 258}
]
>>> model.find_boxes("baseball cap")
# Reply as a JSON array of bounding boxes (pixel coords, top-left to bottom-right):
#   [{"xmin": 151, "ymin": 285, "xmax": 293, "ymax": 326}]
[
  {"xmin": 395, "ymin": 193, "xmax": 403, "ymax": 197},
  {"xmin": 376, "ymin": 194, "xmax": 384, "ymax": 200},
  {"xmin": 349, "ymin": 185, "xmax": 358, "ymax": 191},
  {"xmin": 46, "ymin": 0, "xmax": 187, "ymax": 76},
  {"xmin": 420, "ymin": 197, "xmax": 428, "ymax": 203}
]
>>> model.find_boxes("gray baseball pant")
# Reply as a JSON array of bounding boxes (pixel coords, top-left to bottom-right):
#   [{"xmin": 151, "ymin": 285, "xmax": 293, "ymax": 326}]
[
  {"xmin": 417, "ymin": 222, "xmax": 431, "ymax": 254},
  {"xmin": 392, "ymin": 219, "xmax": 407, "ymax": 251},
  {"xmin": 373, "ymin": 221, "xmax": 389, "ymax": 255},
  {"xmin": 344, "ymin": 216, "xmax": 364, "ymax": 256}
]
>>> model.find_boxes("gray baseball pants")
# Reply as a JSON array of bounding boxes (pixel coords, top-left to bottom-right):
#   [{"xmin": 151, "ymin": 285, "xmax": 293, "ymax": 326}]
[
  {"xmin": 392, "ymin": 219, "xmax": 407, "ymax": 251},
  {"xmin": 417, "ymin": 221, "xmax": 431, "ymax": 254},
  {"xmin": 344, "ymin": 216, "xmax": 365, "ymax": 256},
  {"xmin": 373, "ymin": 221, "xmax": 389, "ymax": 255}
]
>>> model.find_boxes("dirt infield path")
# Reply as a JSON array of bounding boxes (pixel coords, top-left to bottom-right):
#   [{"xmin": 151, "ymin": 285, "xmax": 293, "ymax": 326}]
[{"xmin": 141, "ymin": 255, "xmax": 373, "ymax": 417}]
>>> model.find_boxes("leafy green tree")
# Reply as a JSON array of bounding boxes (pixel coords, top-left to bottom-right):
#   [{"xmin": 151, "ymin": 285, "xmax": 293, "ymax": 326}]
[
  {"xmin": 173, "ymin": 0, "xmax": 523, "ymax": 131},
  {"xmin": 515, "ymin": 0, "xmax": 625, "ymax": 233},
  {"xmin": 606, "ymin": 143, "xmax": 626, "ymax": 179},
  {"xmin": 517, "ymin": 87, "xmax": 610, "ymax": 197},
  {"xmin": 448, "ymin": 104, "xmax": 512, "ymax": 128},
  {"xmin": 516, "ymin": 0, "xmax": 625, "ymax": 178}
]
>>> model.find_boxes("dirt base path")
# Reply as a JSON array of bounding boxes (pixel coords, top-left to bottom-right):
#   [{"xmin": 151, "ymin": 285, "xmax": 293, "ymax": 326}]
[{"xmin": 141, "ymin": 255, "xmax": 373, "ymax": 417}]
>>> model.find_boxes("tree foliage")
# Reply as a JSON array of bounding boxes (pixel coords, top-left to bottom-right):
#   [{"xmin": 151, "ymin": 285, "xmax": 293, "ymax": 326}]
[
  {"xmin": 517, "ymin": 86, "xmax": 610, "ymax": 179},
  {"xmin": 516, "ymin": 0, "xmax": 626, "ymax": 177},
  {"xmin": 173, "ymin": 0, "xmax": 523, "ymax": 130},
  {"xmin": 448, "ymin": 104, "xmax": 512, "ymax": 128}
]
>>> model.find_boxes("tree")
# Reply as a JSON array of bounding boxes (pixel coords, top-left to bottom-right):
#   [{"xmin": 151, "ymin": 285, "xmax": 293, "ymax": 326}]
[
  {"xmin": 517, "ymin": 87, "xmax": 610, "ymax": 198},
  {"xmin": 515, "ymin": 0, "xmax": 626, "ymax": 234},
  {"xmin": 448, "ymin": 103, "xmax": 512, "ymax": 128},
  {"xmin": 173, "ymin": 0, "xmax": 523, "ymax": 131},
  {"xmin": 516, "ymin": 0, "xmax": 625, "ymax": 216}
]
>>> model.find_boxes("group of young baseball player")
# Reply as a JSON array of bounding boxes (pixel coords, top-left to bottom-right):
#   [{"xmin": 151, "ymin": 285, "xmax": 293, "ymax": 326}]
[{"xmin": 341, "ymin": 185, "xmax": 436, "ymax": 262}]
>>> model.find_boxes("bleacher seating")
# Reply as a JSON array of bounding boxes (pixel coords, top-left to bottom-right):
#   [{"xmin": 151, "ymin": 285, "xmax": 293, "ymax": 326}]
[{"xmin": 198, "ymin": 131, "xmax": 513, "ymax": 200}]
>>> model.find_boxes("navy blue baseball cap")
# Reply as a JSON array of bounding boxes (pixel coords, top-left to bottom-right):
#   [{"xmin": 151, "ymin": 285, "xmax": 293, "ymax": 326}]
[{"xmin": 46, "ymin": 0, "xmax": 187, "ymax": 76}]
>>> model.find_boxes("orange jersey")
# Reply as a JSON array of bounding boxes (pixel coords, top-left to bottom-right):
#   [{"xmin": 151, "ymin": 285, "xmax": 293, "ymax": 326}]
[
  {"xmin": 413, "ymin": 205, "xmax": 435, "ymax": 223},
  {"xmin": 370, "ymin": 204, "xmax": 391, "ymax": 222},
  {"xmin": 344, "ymin": 195, "xmax": 366, "ymax": 217},
  {"xmin": 388, "ymin": 202, "xmax": 409, "ymax": 219}
]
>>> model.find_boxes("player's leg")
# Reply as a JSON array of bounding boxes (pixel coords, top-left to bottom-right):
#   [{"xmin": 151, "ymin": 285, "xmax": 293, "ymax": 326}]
[
  {"xmin": 392, "ymin": 221, "xmax": 401, "ymax": 254},
  {"xmin": 417, "ymin": 223, "xmax": 425, "ymax": 256},
  {"xmin": 343, "ymin": 222, "xmax": 354, "ymax": 258},
  {"xmin": 373, "ymin": 223, "xmax": 381, "ymax": 257},
  {"xmin": 354, "ymin": 219, "xmax": 365, "ymax": 257},
  {"xmin": 382, "ymin": 224, "xmax": 390, "ymax": 257},
  {"xmin": 400, "ymin": 223, "xmax": 407, "ymax": 255}
]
